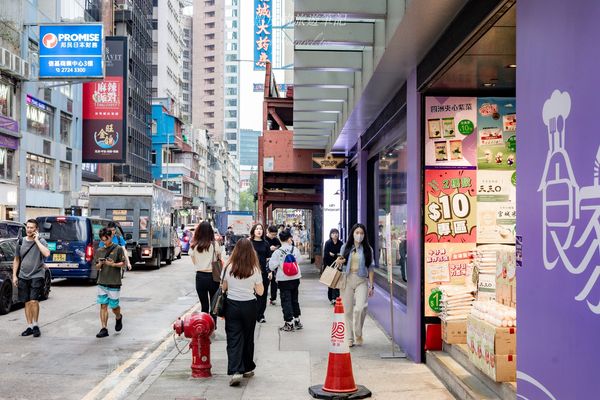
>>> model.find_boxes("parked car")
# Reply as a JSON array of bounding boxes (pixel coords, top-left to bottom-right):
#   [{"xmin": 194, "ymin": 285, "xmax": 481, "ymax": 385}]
[
  {"xmin": 0, "ymin": 221, "xmax": 25, "ymax": 239},
  {"xmin": 36, "ymin": 216, "xmax": 130, "ymax": 281},
  {"xmin": 0, "ymin": 238, "xmax": 52, "ymax": 315}
]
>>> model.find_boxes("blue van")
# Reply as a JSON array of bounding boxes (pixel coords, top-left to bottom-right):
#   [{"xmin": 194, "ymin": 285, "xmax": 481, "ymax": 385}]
[{"xmin": 36, "ymin": 216, "xmax": 128, "ymax": 281}]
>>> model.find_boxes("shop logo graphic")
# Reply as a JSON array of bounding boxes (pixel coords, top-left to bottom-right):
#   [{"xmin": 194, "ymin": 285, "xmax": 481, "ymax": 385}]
[
  {"xmin": 539, "ymin": 89, "xmax": 600, "ymax": 314},
  {"xmin": 42, "ymin": 33, "xmax": 58, "ymax": 49},
  {"xmin": 517, "ymin": 371, "xmax": 557, "ymax": 400}
]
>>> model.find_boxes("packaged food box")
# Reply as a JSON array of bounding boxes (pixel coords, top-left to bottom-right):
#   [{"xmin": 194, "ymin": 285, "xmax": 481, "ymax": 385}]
[{"xmin": 442, "ymin": 319, "xmax": 467, "ymax": 344}]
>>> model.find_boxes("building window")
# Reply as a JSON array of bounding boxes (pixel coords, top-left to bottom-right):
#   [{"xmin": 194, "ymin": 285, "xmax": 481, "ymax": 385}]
[
  {"xmin": 205, "ymin": 0, "xmax": 215, "ymax": 5},
  {"xmin": 205, "ymin": 67, "xmax": 215, "ymax": 73},
  {"xmin": 205, "ymin": 22, "xmax": 215, "ymax": 29},
  {"xmin": 183, "ymin": 93, "xmax": 189, "ymax": 101},
  {"xmin": 0, "ymin": 81, "xmax": 14, "ymax": 118},
  {"xmin": 226, "ymin": 65, "xmax": 237, "ymax": 73},
  {"xmin": 205, "ymin": 44, "xmax": 215, "ymax": 51},
  {"xmin": 225, "ymin": 42, "xmax": 238, "ymax": 51},
  {"xmin": 183, "ymin": 61, "xmax": 190, "ymax": 69},
  {"xmin": 226, "ymin": 88, "xmax": 237, "ymax": 95},
  {"xmin": 226, "ymin": 131, "xmax": 237, "ymax": 141},
  {"xmin": 227, "ymin": 110, "xmax": 237, "ymax": 118},
  {"xmin": 151, "ymin": 150, "xmax": 157, "ymax": 164},
  {"xmin": 228, "ymin": 143, "xmax": 237, "ymax": 152},
  {"xmin": 26, "ymin": 153, "xmax": 54, "ymax": 190},
  {"xmin": 205, "ymin": 11, "xmax": 215, "ymax": 18},
  {"xmin": 226, "ymin": 99, "xmax": 237, "ymax": 107},
  {"xmin": 152, "ymin": 65, "xmax": 158, "ymax": 76},
  {"xmin": 205, "ymin": 56, "xmax": 215, "ymax": 62},
  {"xmin": 204, "ymin": 100, "xmax": 214, "ymax": 106},
  {"xmin": 205, "ymin": 89, "xmax": 215, "ymax": 95},
  {"xmin": 60, "ymin": 112, "xmax": 72, "ymax": 145},
  {"xmin": 205, "ymin": 33, "xmax": 215, "ymax": 40},
  {"xmin": 226, "ymin": 76, "xmax": 237, "ymax": 84},
  {"xmin": 374, "ymin": 141, "xmax": 408, "ymax": 289},
  {"xmin": 59, "ymin": 162, "xmax": 71, "ymax": 192},
  {"xmin": 225, "ymin": 54, "xmax": 237, "ymax": 61},
  {"xmin": 152, "ymin": 19, "xmax": 158, "ymax": 29},
  {"xmin": 182, "ymin": 83, "xmax": 190, "ymax": 91},
  {"xmin": 0, "ymin": 148, "xmax": 15, "ymax": 181},
  {"xmin": 26, "ymin": 96, "xmax": 54, "ymax": 138},
  {"xmin": 204, "ymin": 78, "xmax": 215, "ymax": 85},
  {"xmin": 151, "ymin": 119, "xmax": 157, "ymax": 135},
  {"xmin": 226, "ymin": 121, "xmax": 236, "ymax": 129}
]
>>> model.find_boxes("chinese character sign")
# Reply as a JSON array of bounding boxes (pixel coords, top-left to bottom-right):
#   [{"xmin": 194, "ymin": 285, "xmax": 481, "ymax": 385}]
[
  {"xmin": 425, "ymin": 169, "xmax": 477, "ymax": 243},
  {"xmin": 254, "ymin": 0, "xmax": 272, "ymax": 70},
  {"xmin": 425, "ymin": 97, "xmax": 478, "ymax": 168},
  {"xmin": 82, "ymin": 37, "xmax": 127, "ymax": 163},
  {"xmin": 39, "ymin": 24, "xmax": 104, "ymax": 79}
]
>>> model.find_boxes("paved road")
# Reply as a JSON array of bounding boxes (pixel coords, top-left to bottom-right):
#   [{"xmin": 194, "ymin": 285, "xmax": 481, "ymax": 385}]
[{"xmin": 0, "ymin": 256, "xmax": 199, "ymax": 400}]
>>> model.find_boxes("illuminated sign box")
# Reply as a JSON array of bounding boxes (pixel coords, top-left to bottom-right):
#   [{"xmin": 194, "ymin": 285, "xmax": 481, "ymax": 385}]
[{"xmin": 38, "ymin": 24, "xmax": 104, "ymax": 79}]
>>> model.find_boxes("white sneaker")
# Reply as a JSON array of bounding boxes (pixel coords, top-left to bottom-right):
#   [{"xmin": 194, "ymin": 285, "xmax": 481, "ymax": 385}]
[{"xmin": 229, "ymin": 373, "xmax": 243, "ymax": 386}]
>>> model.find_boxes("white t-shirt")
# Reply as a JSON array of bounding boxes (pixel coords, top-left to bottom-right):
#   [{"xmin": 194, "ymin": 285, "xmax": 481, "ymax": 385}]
[
  {"xmin": 224, "ymin": 267, "xmax": 262, "ymax": 301},
  {"xmin": 191, "ymin": 242, "xmax": 222, "ymax": 272}
]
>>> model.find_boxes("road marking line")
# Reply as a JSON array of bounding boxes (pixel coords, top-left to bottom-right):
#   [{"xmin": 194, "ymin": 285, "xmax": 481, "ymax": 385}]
[{"xmin": 81, "ymin": 302, "xmax": 202, "ymax": 400}]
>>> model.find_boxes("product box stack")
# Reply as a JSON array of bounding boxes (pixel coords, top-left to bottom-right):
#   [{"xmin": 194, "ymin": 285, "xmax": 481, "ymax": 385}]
[
  {"xmin": 496, "ymin": 247, "xmax": 516, "ymax": 307},
  {"xmin": 472, "ymin": 246, "xmax": 499, "ymax": 302},
  {"xmin": 467, "ymin": 301, "xmax": 517, "ymax": 382},
  {"xmin": 439, "ymin": 284, "xmax": 476, "ymax": 344}
]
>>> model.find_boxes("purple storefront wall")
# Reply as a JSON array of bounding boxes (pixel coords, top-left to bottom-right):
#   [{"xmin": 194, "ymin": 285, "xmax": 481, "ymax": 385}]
[
  {"xmin": 366, "ymin": 70, "xmax": 422, "ymax": 362},
  {"xmin": 517, "ymin": 0, "xmax": 600, "ymax": 397}
]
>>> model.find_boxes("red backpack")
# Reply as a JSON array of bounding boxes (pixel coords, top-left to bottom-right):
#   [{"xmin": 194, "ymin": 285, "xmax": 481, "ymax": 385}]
[{"xmin": 281, "ymin": 246, "xmax": 299, "ymax": 276}]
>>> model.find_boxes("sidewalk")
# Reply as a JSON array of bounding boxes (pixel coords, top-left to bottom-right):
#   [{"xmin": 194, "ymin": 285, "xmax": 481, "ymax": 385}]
[{"xmin": 135, "ymin": 259, "xmax": 454, "ymax": 400}]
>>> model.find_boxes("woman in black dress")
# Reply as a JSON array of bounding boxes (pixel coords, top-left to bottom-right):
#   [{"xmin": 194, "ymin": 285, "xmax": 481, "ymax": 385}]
[
  {"xmin": 250, "ymin": 223, "xmax": 271, "ymax": 323},
  {"xmin": 323, "ymin": 228, "xmax": 343, "ymax": 304}
]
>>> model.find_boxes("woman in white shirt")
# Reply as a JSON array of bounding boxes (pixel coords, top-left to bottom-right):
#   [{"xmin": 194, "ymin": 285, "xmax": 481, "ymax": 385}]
[
  {"xmin": 190, "ymin": 221, "xmax": 222, "ymax": 325},
  {"xmin": 222, "ymin": 238, "xmax": 264, "ymax": 387}
]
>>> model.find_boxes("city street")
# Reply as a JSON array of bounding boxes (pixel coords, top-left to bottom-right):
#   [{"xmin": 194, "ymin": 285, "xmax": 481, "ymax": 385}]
[{"xmin": 0, "ymin": 257, "xmax": 198, "ymax": 400}]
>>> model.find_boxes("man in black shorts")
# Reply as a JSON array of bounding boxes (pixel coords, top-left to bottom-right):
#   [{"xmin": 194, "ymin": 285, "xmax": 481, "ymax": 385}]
[{"xmin": 12, "ymin": 219, "xmax": 50, "ymax": 338}]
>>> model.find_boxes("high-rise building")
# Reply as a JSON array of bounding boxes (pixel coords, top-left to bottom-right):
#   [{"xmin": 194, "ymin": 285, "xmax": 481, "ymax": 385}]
[
  {"xmin": 223, "ymin": 0, "xmax": 240, "ymax": 157},
  {"xmin": 112, "ymin": 0, "xmax": 153, "ymax": 182},
  {"xmin": 192, "ymin": 0, "xmax": 223, "ymax": 139},
  {"xmin": 152, "ymin": 0, "xmax": 183, "ymax": 116},
  {"xmin": 181, "ymin": 13, "xmax": 193, "ymax": 124}
]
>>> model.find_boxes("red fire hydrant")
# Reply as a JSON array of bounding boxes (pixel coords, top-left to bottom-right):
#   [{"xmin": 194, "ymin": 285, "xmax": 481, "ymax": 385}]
[{"xmin": 173, "ymin": 312, "xmax": 215, "ymax": 378}]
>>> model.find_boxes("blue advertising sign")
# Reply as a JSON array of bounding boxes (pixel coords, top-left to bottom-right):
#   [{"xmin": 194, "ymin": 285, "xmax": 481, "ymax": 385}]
[
  {"xmin": 254, "ymin": 0, "xmax": 272, "ymax": 70},
  {"xmin": 39, "ymin": 24, "xmax": 104, "ymax": 79}
]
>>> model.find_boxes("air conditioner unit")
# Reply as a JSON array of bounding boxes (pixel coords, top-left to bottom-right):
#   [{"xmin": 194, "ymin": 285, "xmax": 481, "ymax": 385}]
[
  {"xmin": 0, "ymin": 48, "xmax": 11, "ymax": 71},
  {"xmin": 116, "ymin": 3, "xmax": 129, "ymax": 11},
  {"xmin": 21, "ymin": 60, "xmax": 31, "ymax": 80},
  {"xmin": 11, "ymin": 54, "xmax": 23, "ymax": 76}
]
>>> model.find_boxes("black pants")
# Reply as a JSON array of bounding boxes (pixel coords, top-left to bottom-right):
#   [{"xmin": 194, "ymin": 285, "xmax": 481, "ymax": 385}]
[
  {"xmin": 225, "ymin": 299, "xmax": 258, "ymax": 375},
  {"xmin": 278, "ymin": 279, "xmax": 301, "ymax": 322},
  {"xmin": 196, "ymin": 271, "xmax": 219, "ymax": 324},
  {"xmin": 328, "ymin": 287, "xmax": 340, "ymax": 302},
  {"xmin": 256, "ymin": 272, "xmax": 270, "ymax": 321},
  {"xmin": 269, "ymin": 273, "xmax": 278, "ymax": 301}
]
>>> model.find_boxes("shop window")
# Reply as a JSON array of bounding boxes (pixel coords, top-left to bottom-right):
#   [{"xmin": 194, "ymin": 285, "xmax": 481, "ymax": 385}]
[
  {"xmin": 26, "ymin": 153, "xmax": 55, "ymax": 191},
  {"xmin": 59, "ymin": 161, "xmax": 71, "ymax": 192},
  {"xmin": 0, "ymin": 81, "xmax": 14, "ymax": 118},
  {"xmin": 0, "ymin": 148, "xmax": 15, "ymax": 181},
  {"xmin": 375, "ymin": 142, "xmax": 408, "ymax": 289},
  {"xmin": 26, "ymin": 97, "xmax": 54, "ymax": 138},
  {"xmin": 60, "ymin": 112, "xmax": 72, "ymax": 145}
]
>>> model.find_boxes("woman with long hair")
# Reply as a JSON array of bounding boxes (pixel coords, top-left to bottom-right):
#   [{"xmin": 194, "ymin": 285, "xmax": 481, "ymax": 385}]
[
  {"xmin": 249, "ymin": 223, "xmax": 271, "ymax": 323},
  {"xmin": 335, "ymin": 223, "xmax": 375, "ymax": 347},
  {"xmin": 222, "ymin": 238, "xmax": 264, "ymax": 386},
  {"xmin": 323, "ymin": 228, "xmax": 343, "ymax": 304},
  {"xmin": 190, "ymin": 221, "xmax": 222, "ymax": 324}
]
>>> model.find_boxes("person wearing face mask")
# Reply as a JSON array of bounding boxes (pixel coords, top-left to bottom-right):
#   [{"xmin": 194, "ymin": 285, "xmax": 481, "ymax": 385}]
[{"xmin": 335, "ymin": 223, "xmax": 375, "ymax": 347}]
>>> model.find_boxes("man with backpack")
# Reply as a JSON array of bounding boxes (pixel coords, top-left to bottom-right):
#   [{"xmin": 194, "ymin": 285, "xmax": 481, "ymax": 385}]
[
  {"xmin": 268, "ymin": 229, "xmax": 303, "ymax": 332},
  {"xmin": 12, "ymin": 219, "xmax": 50, "ymax": 338}
]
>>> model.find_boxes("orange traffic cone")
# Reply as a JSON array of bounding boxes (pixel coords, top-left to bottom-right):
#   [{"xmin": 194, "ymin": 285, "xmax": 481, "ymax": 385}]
[{"xmin": 309, "ymin": 298, "xmax": 372, "ymax": 399}]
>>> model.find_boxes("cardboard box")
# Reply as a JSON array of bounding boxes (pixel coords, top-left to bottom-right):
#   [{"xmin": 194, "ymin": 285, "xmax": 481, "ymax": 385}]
[
  {"xmin": 496, "ymin": 247, "xmax": 516, "ymax": 306},
  {"xmin": 467, "ymin": 315, "xmax": 517, "ymax": 382},
  {"xmin": 442, "ymin": 319, "xmax": 467, "ymax": 344}
]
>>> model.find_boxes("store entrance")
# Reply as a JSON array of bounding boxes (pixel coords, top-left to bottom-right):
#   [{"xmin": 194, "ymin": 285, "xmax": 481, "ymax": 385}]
[{"xmin": 419, "ymin": 2, "xmax": 517, "ymax": 398}]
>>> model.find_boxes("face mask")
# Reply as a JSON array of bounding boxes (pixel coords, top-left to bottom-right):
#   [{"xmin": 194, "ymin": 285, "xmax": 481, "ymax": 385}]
[{"xmin": 354, "ymin": 233, "xmax": 364, "ymax": 243}]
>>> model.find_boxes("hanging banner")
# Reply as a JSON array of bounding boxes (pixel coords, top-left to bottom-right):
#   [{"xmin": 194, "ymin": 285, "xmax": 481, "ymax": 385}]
[
  {"xmin": 39, "ymin": 24, "xmax": 104, "ymax": 79},
  {"xmin": 425, "ymin": 97, "xmax": 478, "ymax": 168},
  {"xmin": 477, "ymin": 97, "xmax": 517, "ymax": 170},
  {"xmin": 254, "ymin": 0, "xmax": 272, "ymax": 70},
  {"xmin": 425, "ymin": 169, "xmax": 477, "ymax": 243},
  {"xmin": 82, "ymin": 37, "xmax": 127, "ymax": 163}
]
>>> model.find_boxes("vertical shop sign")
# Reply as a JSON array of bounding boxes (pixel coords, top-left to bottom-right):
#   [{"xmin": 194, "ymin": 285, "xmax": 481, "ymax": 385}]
[
  {"xmin": 425, "ymin": 169, "xmax": 477, "ymax": 243},
  {"xmin": 425, "ymin": 97, "xmax": 478, "ymax": 168},
  {"xmin": 254, "ymin": 0, "xmax": 272, "ymax": 70},
  {"xmin": 477, "ymin": 98, "xmax": 516, "ymax": 170},
  {"xmin": 82, "ymin": 37, "xmax": 127, "ymax": 163},
  {"xmin": 517, "ymin": 1, "xmax": 600, "ymax": 397}
]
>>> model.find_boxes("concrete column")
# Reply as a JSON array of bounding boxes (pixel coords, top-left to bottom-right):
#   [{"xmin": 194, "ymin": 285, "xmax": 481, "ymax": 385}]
[{"xmin": 405, "ymin": 68, "xmax": 422, "ymax": 362}]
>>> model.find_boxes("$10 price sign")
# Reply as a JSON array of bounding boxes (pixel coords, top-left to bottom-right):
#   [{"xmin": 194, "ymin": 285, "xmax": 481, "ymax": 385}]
[{"xmin": 425, "ymin": 169, "xmax": 477, "ymax": 243}]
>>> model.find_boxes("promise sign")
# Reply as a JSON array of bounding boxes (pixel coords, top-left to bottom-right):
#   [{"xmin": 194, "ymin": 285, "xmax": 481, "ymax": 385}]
[{"xmin": 82, "ymin": 37, "xmax": 127, "ymax": 163}]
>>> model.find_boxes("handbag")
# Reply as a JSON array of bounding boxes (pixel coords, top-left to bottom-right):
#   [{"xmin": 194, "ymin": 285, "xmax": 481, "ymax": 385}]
[
  {"xmin": 319, "ymin": 261, "xmax": 342, "ymax": 288},
  {"xmin": 211, "ymin": 242, "xmax": 223, "ymax": 283},
  {"xmin": 211, "ymin": 265, "xmax": 228, "ymax": 317}
]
